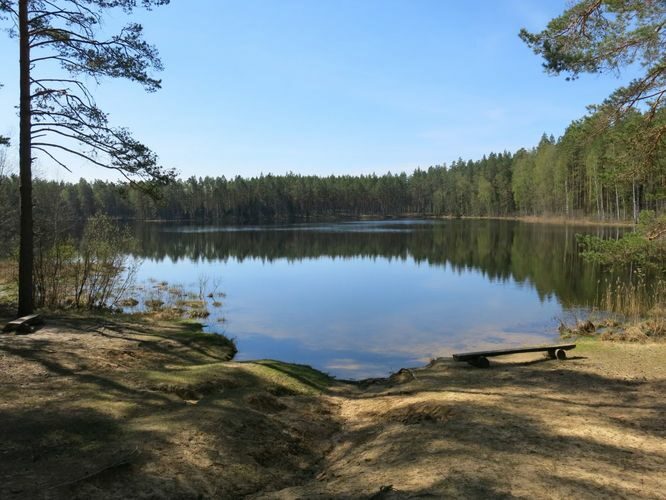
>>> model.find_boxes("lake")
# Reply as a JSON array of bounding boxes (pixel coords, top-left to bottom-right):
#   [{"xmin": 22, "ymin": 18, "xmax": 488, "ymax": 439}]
[{"xmin": 130, "ymin": 219, "xmax": 626, "ymax": 379}]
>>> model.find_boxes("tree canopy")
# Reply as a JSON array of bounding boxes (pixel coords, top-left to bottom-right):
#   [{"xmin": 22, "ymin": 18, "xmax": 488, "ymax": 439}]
[
  {"xmin": 520, "ymin": 0, "xmax": 665, "ymax": 223},
  {"xmin": 519, "ymin": 0, "xmax": 665, "ymax": 119},
  {"xmin": 0, "ymin": 0, "xmax": 174, "ymax": 314},
  {"xmin": 0, "ymin": 0, "xmax": 175, "ymax": 186},
  {"xmin": 521, "ymin": 0, "xmax": 666, "ymax": 275}
]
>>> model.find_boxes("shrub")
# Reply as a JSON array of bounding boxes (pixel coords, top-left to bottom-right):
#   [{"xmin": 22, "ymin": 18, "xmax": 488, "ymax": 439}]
[{"xmin": 33, "ymin": 215, "xmax": 140, "ymax": 310}]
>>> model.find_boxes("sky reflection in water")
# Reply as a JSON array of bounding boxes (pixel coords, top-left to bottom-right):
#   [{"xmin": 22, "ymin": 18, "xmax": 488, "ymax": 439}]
[{"xmin": 134, "ymin": 220, "xmax": 623, "ymax": 379}]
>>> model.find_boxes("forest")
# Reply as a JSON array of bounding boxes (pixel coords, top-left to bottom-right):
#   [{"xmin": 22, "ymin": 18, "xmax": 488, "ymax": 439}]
[{"xmin": 0, "ymin": 107, "xmax": 664, "ymax": 230}]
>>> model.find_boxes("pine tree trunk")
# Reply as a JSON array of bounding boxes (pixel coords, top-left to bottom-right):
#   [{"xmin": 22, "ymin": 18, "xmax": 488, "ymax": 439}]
[{"xmin": 17, "ymin": 0, "xmax": 33, "ymax": 316}]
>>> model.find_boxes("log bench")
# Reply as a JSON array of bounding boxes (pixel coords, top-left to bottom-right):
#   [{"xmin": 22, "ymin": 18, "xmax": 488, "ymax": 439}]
[
  {"xmin": 453, "ymin": 343, "xmax": 576, "ymax": 368},
  {"xmin": 2, "ymin": 314, "xmax": 44, "ymax": 335}
]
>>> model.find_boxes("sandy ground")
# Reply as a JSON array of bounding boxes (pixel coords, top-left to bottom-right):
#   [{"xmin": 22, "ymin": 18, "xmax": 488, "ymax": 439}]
[
  {"xmin": 0, "ymin": 312, "xmax": 664, "ymax": 499},
  {"xmin": 262, "ymin": 345, "xmax": 666, "ymax": 499}
]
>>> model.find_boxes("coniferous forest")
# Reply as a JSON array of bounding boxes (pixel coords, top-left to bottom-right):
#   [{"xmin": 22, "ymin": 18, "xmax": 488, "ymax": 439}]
[{"xmin": 0, "ymin": 108, "xmax": 664, "ymax": 229}]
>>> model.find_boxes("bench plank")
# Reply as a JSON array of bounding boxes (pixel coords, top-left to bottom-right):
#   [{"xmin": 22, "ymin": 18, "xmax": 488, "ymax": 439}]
[
  {"xmin": 453, "ymin": 343, "xmax": 576, "ymax": 362},
  {"xmin": 3, "ymin": 314, "xmax": 44, "ymax": 333}
]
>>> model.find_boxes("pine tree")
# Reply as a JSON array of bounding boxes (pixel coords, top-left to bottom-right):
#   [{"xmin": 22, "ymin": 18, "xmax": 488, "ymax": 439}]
[{"xmin": 0, "ymin": 0, "xmax": 175, "ymax": 315}]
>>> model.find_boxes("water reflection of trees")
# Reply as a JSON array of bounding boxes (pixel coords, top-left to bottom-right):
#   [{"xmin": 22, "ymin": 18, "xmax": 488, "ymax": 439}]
[{"xmin": 132, "ymin": 220, "xmax": 626, "ymax": 308}]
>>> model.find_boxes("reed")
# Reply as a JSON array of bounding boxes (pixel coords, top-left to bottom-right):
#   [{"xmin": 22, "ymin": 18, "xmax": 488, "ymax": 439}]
[{"xmin": 599, "ymin": 273, "xmax": 665, "ymax": 319}]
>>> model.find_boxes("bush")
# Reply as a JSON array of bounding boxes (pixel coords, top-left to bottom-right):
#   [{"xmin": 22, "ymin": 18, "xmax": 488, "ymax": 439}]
[
  {"xmin": 578, "ymin": 211, "xmax": 665, "ymax": 317},
  {"xmin": 33, "ymin": 215, "xmax": 140, "ymax": 310},
  {"xmin": 578, "ymin": 211, "xmax": 666, "ymax": 273}
]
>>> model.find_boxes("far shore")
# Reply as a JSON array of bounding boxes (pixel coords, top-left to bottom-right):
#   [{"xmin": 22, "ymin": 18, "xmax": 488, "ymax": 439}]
[
  {"xmin": 465, "ymin": 214, "xmax": 634, "ymax": 227},
  {"xmin": 0, "ymin": 309, "xmax": 663, "ymax": 498},
  {"xmin": 114, "ymin": 213, "xmax": 635, "ymax": 227}
]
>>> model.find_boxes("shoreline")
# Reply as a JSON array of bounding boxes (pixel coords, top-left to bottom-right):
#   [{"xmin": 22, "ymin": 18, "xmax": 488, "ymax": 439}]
[
  {"xmin": 107, "ymin": 214, "xmax": 636, "ymax": 227},
  {"xmin": 0, "ymin": 310, "xmax": 663, "ymax": 498}
]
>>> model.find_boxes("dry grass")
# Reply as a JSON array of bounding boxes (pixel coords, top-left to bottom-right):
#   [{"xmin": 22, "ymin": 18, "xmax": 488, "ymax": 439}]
[
  {"xmin": 118, "ymin": 298, "xmax": 139, "ymax": 307},
  {"xmin": 439, "ymin": 215, "xmax": 634, "ymax": 227},
  {"xmin": 0, "ymin": 311, "xmax": 664, "ymax": 499},
  {"xmin": 188, "ymin": 308, "xmax": 210, "ymax": 319},
  {"xmin": 263, "ymin": 339, "xmax": 666, "ymax": 499},
  {"xmin": 514, "ymin": 214, "xmax": 633, "ymax": 227},
  {"xmin": 0, "ymin": 311, "xmax": 339, "ymax": 499},
  {"xmin": 600, "ymin": 277, "xmax": 665, "ymax": 319},
  {"xmin": 600, "ymin": 316, "xmax": 666, "ymax": 343},
  {"xmin": 560, "ymin": 310, "xmax": 666, "ymax": 344}
]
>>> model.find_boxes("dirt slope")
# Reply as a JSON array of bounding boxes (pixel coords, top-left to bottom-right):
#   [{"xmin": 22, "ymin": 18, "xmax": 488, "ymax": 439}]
[
  {"xmin": 0, "ymin": 313, "xmax": 664, "ymax": 499},
  {"xmin": 259, "ymin": 343, "xmax": 666, "ymax": 499},
  {"xmin": 0, "ymin": 314, "xmax": 339, "ymax": 498}
]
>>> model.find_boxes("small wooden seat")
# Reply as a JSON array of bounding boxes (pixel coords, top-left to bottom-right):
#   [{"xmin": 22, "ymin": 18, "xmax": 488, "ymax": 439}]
[
  {"xmin": 3, "ymin": 314, "xmax": 44, "ymax": 334},
  {"xmin": 453, "ymin": 343, "xmax": 576, "ymax": 368}
]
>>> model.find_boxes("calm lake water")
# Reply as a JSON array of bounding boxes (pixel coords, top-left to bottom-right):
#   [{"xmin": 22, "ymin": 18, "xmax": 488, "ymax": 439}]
[{"xmin": 131, "ymin": 219, "xmax": 626, "ymax": 379}]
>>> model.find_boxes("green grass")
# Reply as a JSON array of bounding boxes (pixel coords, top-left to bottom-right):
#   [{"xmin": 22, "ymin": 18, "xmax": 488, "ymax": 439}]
[
  {"xmin": 243, "ymin": 360, "xmax": 335, "ymax": 394},
  {"xmin": 569, "ymin": 337, "xmax": 602, "ymax": 354},
  {"xmin": 139, "ymin": 359, "xmax": 336, "ymax": 399},
  {"xmin": 140, "ymin": 362, "xmax": 235, "ymax": 387}
]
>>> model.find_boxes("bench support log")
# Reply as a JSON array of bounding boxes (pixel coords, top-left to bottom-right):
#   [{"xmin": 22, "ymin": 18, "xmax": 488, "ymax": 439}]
[{"xmin": 468, "ymin": 356, "xmax": 490, "ymax": 368}]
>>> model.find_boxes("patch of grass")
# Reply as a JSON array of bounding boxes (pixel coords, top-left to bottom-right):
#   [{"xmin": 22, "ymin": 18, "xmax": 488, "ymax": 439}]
[
  {"xmin": 167, "ymin": 324, "xmax": 237, "ymax": 353},
  {"xmin": 188, "ymin": 308, "xmax": 210, "ymax": 319},
  {"xmin": 46, "ymin": 309, "xmax": 237, "ymax": 360},
  {"xmin": 139, "ymin": 358, "xmax": 334, "ymax": 400},
  {"xmin": 564, "ymin": 303, "xmax": 666, "ymax": 344},
  {"xmin": 119, "ymin": 298, "xmax": 139, "ymax": 307},
  {"xmin": 144, "ymin": 299, "xmax": 164, "ymax": 310},
  {"xmin": 140, "ymin": 362, "xmax": 240, "ymax": 396},
  {"xmin": 168, "ymin": 286, "xmax": 185, "ymax": 296},
  {"xmin": 561, "ymin": 337, "xmax": 603, "ymax": 356},
  {"xmin": 243, "ymin": 360, "xmax": 335, "ymax": 395},
  {"xmin": 0, "ymin": 260, "xmax": 18, "ymax": 305},
  {"xmin": 559, "ymin": 319, "xmax": 597, "ymax": 338},
  {"xmin": 176, "ymin": 299, "xmax": 206, "ymax": 309},
  {"xmin": 151, "ymin": 307, "xmax": 187, "ymax": 321},
  {"xmin": 600, "ymin": 317, "xmax": 666, "ymax": 343}
]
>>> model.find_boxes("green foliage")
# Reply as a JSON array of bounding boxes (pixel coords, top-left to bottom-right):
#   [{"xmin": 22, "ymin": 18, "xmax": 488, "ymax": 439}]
[
  {"xmin": 578, "ymin": 211, "xmax": 666, "ymax": 272},
  {"xmin": 520, "ymin": 0, "xmax": 666, "ymax": 175},
  {"xmin": 0, "ymin": 104, "xmax": 663, "ymax": 223},
  {"xmin": 0, "ymin": 148, "xmax": 16, "ymax": 257},
  {"xmin": 520, "ymin": 1, "xmax": 665, "ymax": 77},
  {"xmin": 0, "ymin": 0, "xmax": 175, "ymax": 184},
  {"xmin": 578, "ymin": 232, "xmax": 657, "ymax": 268},
  {"xmin": 519, "ymin": 0, "xmax": 665, "ymax": 97}
]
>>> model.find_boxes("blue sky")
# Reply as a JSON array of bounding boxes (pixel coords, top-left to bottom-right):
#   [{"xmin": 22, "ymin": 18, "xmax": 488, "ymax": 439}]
[{"xmin": 0, "ymin": 0, "xmax": 639, "ymax": 181}]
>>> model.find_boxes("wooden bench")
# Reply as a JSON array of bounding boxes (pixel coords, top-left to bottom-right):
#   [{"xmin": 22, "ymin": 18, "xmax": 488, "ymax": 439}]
[
  {"xmin": 2, "ymin": 314, "xmax": 44, "ymax": 335},
  {"xmin": 453, "ymin": 343, "xmax": 576, "ymax": 368}
]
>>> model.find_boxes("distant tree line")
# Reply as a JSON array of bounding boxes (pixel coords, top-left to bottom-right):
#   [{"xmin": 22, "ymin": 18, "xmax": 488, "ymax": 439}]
[{"xmin": 0, "ymin": 108, "xmax": 663, "ymax": 230}]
